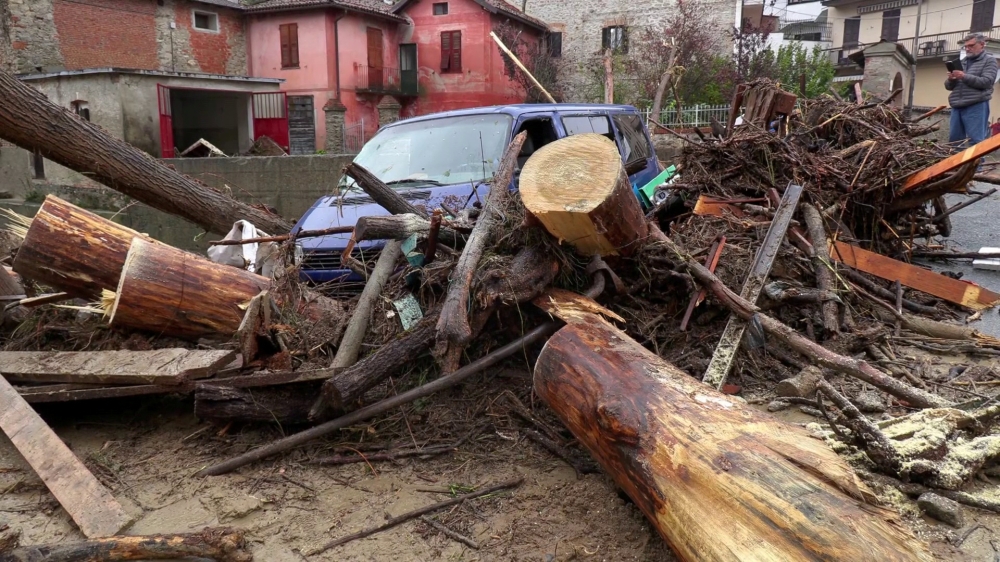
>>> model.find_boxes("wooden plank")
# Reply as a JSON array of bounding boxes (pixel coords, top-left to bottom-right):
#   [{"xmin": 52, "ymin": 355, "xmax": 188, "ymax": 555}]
[
  {"xmin": 702, "ymin": 184, "xmax": 803, "ymax": 389},
  {"xmin": 0, "ymin": 349, "xmax": 236, "ymax": 385},
  {"xmin": 692, "ymin": 196, "xmax": 745, "ymax": 217},
  {"xmin": 830, "ymin": 240, "xmax": 1000, "ymax": 310},
  {"xmin": 17, "ymin": 382, "xmax": 188, "ymax": 403},
  {"xmin": 899, "ymin": 133, "xmax": 1000, "ymax": 193},
  {"xmin": 0, "ymin": 376, "xmax": 130, "ymax": 537}
]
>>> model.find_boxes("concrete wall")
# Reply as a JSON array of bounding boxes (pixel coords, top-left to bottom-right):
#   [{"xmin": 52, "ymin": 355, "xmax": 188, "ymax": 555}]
[
  {"xmin": 0, "ymin": 141, "xmax": 31, "ymax": 196},
  {"xmin": 7, "ymin": 0, "xmax": 246, "ymax": 75},
  {"xmin": 525, "ymin": 0, "xmax": 735, "ymax": 103}
]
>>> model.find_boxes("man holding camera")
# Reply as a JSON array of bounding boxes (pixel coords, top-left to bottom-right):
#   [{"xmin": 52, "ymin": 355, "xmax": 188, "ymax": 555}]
[{"xmin": 946, "ymin": 33, "xmax": 998, "ymax": 147}]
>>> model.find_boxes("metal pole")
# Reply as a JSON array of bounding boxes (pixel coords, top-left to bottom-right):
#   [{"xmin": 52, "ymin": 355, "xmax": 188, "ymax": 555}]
[{"xmin": 908, "ymin": 0, "xmax": 923, "ymax": 108}]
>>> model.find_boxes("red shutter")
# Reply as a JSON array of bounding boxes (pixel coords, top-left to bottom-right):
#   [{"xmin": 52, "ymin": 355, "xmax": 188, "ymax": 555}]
[
  {"xmin": 451, "ymin": 31, "xmax": 461, "ymax": 72},
  {"xmin": 441, "ymin": 31, "xmax": 451, "ymax": 71}
]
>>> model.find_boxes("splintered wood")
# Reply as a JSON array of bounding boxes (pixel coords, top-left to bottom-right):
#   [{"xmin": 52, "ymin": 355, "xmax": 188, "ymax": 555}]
[
  {"xmin": 0, "ymin": 349, "xmax": 236, "ymax": 385},
  {"xmin": 519, "ymin": 133, "xmax": 648, "ymax": 256},
  {"xmin": 0, "ymin": 376, "xmax": 130, "ymax": 538}
]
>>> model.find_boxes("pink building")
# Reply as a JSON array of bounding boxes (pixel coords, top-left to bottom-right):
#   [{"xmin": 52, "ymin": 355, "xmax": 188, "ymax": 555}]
[{"xmin": 245, "ymin": 0, "xmax": 547, "ymax": 153}]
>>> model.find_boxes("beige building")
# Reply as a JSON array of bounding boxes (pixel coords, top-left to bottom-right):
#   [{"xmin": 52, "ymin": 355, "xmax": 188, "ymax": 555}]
[{"xmin": 824, "ymin": 0, "xmax": 1000, "ymax": 115}]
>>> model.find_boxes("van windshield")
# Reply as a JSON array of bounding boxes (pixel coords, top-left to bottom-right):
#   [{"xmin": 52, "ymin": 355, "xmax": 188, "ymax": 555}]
[{"xmin": 342, "ymin": 114, "xmax": 513, "ymax": 190}]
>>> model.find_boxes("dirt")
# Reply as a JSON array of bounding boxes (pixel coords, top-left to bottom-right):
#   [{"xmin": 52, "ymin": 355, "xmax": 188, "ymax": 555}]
[{"xmin": 1, "ymin": 362, "xmax": 1000, "ymax": 560}]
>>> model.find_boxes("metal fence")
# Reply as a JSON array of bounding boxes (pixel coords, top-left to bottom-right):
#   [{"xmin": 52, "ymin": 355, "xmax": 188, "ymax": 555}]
[
  {"xmin": 343, "ymin": 118, "xmax": 366, "ymax": 154},
  {"xmin": 641, "ymin": 104, "xmax": 731, "ymax": 129}
]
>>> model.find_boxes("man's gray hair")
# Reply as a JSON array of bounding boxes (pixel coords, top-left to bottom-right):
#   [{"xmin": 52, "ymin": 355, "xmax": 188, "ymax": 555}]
[{"xmin": 964, "ymin": 33, "xmax": 986, "ymax": 44}]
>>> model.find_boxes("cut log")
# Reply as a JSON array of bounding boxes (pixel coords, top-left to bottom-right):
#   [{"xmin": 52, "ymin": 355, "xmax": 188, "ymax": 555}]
[
  {"xmin": 0, "ymin": 69, "xmax": 290, "ymax": 235},
  {"xmin": 354, "ymin": 213, "xmax": 460, "ymax": 246},
  {"xmin": 0, "ymin": 349, "xmax": 235, "ymax": 385},
  {"xmin": 12, "ymin": 195, "xmax": 158, "ymax": 298},
  {"xmin": 0, "ymin": 375, "xmax": 130, "ymax": 538},
  {"xmin": 533, "ymin": 311, "xmax": 931, "ymax": 561},
  {"xmin": 519, "ymin": 133, "xmax": 648, "ymax": 256},
  {"xmin": 194, "ymin": 383, "xmax": 319, "ymax": 424},
  {"xmin": 435, "ymin": 132, "xmax": 526, "ymax": 371},
  {"xmin": 0, "ymin": 528, "xmax": 252, "ymax": 562},
  {"xmin": 829, "ymin": 240, "xmax": 1000, "ymax": 310},
  {"xmin": 0, "ymin": 266, "xmax": 20, "ymax": 297},
  {"xmin": 109, "ymin": 237, "xmax": 270, "ymax": 339}
]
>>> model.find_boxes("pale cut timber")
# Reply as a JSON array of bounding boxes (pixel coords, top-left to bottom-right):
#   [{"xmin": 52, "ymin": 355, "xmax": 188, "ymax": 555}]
[
  {"xmin": 692, "ymin": 196, "xmax": 744, "ymax": 218},
  {"xmin": 533, "ymin": 311, "xmax": 931, "ymax": 562},
  {"xmin": 829, "ymin": 240, "xmax": 1000, "ymax": 310},
  {"xmin": 0, "ymin": 376, "xmax": 130, "ymax": 538},
  {"xmin": 0, "ymin": 349, "xmax": 236, "ymax": 385},
  {"xmin": 110, "ymin": 237, "xmax": 271, "ymax": 339},
  {"xmin": 519, "ymin": 133, "xmax": 648, "ymax": 256},
  {"xmin": 12, "ymin": 195, "xmax": 159, "ymax": 299},
  {"xmin": 899, "ymin": 132, "xmax": 1000, "ymax": 193}
]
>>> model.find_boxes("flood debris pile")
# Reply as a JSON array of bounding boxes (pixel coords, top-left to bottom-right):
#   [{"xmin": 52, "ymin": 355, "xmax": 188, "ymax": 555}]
[{"xmin": 1, "ymin": 72, "xmax": 1000, "ymax": 559}]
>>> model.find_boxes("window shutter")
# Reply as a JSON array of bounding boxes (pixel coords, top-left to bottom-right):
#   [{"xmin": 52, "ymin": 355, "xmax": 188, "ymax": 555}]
[
  {"xmin": 441, "ymin": 31, "xmax": 451, "ymax": 71},
  {"xmin": 972, "ymin": 0, "xmax": 995, "ymax": 32},
  {"xmin": 621, "ymin": 27, "xmax": 628, "ymax": 53},
  {"xmin": 280, "ymin": 24, "xmax": 290, "ymax": 67},
  {"xmin": 451, "ymin": 31, "xmax": 462, "ymax": 71},
  {"xmin": 880, "ymin": 9, "xmax": 900, "ymax": 42},
  {"xmin": 289, "ymin": 24, "xmax": 299, "ymax": 67},
  {"xmin": 602, "ymin": 27, "xmax": 610, "ymax": 50},
  {"xmin": 844, "ymin": 17, "xmax": 861, "ymax": 47}
]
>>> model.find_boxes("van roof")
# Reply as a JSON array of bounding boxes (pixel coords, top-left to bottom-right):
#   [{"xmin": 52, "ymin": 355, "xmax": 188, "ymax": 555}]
[{"xmin": 383, "ymin": 103, "xmax": 641, "ymax": 129}]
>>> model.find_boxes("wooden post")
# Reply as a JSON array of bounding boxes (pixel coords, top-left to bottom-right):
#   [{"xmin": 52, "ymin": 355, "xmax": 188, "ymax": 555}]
[
  {"xmin": 520, "ymin": 134, "xmax": 648, "ymax": 256},
  {"xmin": 603, "ymin": 48, "xmax": 614, "ymax": 104},
  {"xmin": 533, "ymin": 312, "xmax": 932, "ymax": 562},
  {"xmin": 0, "ymin": 69, "xmax": 290, "ymax": 235}
]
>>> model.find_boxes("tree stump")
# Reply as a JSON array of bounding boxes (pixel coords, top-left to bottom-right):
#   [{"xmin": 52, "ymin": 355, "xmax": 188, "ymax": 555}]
[
  {"xmin": 519, "ymin": 133, "xmax": 648, "ymax": 256},
  {"xmin": 533, "ymin": 312, "xmax": 931, "ymax": 561}
]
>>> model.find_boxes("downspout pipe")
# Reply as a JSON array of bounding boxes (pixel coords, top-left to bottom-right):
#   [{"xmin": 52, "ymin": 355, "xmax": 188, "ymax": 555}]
[{"xmin": 907, "ymin": 0, "xmax": 922, "ymax": 109}]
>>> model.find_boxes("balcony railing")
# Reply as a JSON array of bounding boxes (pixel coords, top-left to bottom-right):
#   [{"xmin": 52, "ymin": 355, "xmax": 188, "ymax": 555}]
[
  {"xmin": 828, "ymin": 25, "xmax": 1000, "ymax": 66},
  {"xmin": 354, "ymin": 64, "xmax": 418, "ymax": 97}
]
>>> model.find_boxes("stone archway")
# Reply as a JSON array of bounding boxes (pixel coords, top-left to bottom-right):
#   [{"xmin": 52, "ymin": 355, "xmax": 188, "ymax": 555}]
[{"xmin": 891, "ymin": 72, "xmax": 904, "ymax": 107}]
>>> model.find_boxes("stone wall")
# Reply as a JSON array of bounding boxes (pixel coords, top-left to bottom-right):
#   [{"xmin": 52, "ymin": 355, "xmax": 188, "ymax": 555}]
[
  {"xmin": 0, "ymin": 0, "xmax": 14, "ymax": 73},
  {"xmin": 524, "ymin": 0, "xmax": 735, "ymax": 103},
  {"xmin": 7, "ymin": 0, "xmax": 246, "ymax": 75}
]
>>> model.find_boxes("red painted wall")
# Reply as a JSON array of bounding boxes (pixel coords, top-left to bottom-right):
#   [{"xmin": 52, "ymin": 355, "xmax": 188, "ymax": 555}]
[
  {"xmin": 399, "ymin": 0, "xmax": 538, "ymax": 116},
  {"xmin": 53, "ymin": 0, "xmax": 159, "ymax": 70}
]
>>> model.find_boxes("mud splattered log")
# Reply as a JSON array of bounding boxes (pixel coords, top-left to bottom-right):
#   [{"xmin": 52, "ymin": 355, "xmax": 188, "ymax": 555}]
[
  {"xmin": 109, "ymin": 237, "xmax": 270, "ymax": 339},
  {"xmin": 12, "ymin": 195, "xmax": 159, "ymax": 298},
  {"xmin": 533, "ymin": 312, "xmax": 932, "ymax": 561},
  {"xmin": 0, "ymin": 527, "xmax": 252, "ymax": 562},
  {"xmin": 520, "ymin": 133, "xmax": 648, "ymax": 256}
]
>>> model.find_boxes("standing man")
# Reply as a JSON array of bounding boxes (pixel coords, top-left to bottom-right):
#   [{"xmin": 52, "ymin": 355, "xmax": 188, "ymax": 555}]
[{"xmin": 946, "ymin": 33, "xmax": 998, "ymax": 147}]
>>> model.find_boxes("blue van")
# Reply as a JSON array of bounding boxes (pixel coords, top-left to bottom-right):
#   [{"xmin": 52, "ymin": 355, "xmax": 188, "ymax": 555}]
[{"xmin": 292, "ymin": 103, "xmax": 662, "ymax": 283}]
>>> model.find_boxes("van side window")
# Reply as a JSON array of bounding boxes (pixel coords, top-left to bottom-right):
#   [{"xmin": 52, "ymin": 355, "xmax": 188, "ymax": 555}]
[
  {"xmin": 562, "ymin": 115, "xmax": 614, "ymax": 143},
  {"xmin": 613, "ymin": 113, "xmax": 652, "ymax": 170}
]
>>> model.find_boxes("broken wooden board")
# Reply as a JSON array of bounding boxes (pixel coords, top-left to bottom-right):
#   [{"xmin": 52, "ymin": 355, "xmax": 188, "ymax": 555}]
[
  {"xmin": 0, "ymin": 349, "xmax": 236, "ymax": 385},
  {"xmin": 702, "ymin": 184, "xmax": 803, "ymax": 390},
  {"xmin": 692, "ymin": 196, "xmax": 745, "ymax": 218},
  {"xmin": 830, "ymin": 240, "xmax": 1000, "ymax": 311},
  {"xmin": 0, "ymin": 376, "xmax": 130, "ymax": 538},
  {"xmin": 532, "ymin": 287, "xmax": 625, "ymax": 324},
  {"xmin": 16, "ymin": 383, "xmax": 189, "ymax": 404},
  {"xmin": 899, "ymin": 133, "xmax": 1000, "ymax": 193}
]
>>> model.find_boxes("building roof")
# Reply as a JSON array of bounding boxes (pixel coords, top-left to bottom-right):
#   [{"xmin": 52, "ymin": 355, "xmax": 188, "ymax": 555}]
[
  {"xmin": 391, "ymin": 0, "xmax": 547, "ymax": 32},
  {"xmin": 192, "ymin": 0, "xmax": 244, "ymax": 8},
  {"xmin": 17, "ymin": 67, "xmax": 284, "ymax": 84},
  {"xmin": 242, "ymin": 0, "xmax": 407, "ymax": 21}
]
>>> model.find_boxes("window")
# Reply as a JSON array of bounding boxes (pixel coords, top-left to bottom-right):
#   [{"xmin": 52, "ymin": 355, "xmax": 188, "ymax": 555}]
[
  {"xmin": 793, "ymin": 32, "xmax": 822, "ymax": 41},
  {"xmin": 441, "ymin": 30, "xmax": 461, "ymax": 72},
  {"xmin": 602, "ymin": 25, "xmax": 627, "ymax": 53},
  {"xmin": 843, "ymin": 17, "xmax": 861, "ymax": 48},
  {"xmin": 880, "ymin": 9, "xmax": 900, "ymax": 42},
  {"xmin": 280, "ymin": 23, "xmax": 299, "ymax": 69},
  {"xmin": 612, "ymin": 113, "xmax": 652, "ymax": 172},
  {"xmin": 192, "ymin": 11, "xmax": 218, "ymax": 32},
  {"xmin": 546, "ymin": 32, "xmax": 562, "ymax": 58},
  {"xmin": 433, "ymin": 2, "xmax": 448, "ymax": 15},
  {"xmin": 71, "ymin": 100, "xmax": 90, "ymax": 121},
  {"xmin": 972, "ymin": 0, "xmax": 995, "ymax": 32},
  {"xmin": 562, "ymin": 115, "xmax": 614, "ymax": 142},
  {"xmin": 31, "ymin": 150, "xmax": 44, "ymax": 180}
]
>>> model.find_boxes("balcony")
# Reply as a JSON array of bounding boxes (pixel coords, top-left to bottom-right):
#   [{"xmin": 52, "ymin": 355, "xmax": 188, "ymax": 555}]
[
  {"xmin": 354, "ymin": 64, "xmax": 418, "ymax": 97},
  {"xmin": 828, "ymin": 25, "xmax": 1000, "ymax": 66}
]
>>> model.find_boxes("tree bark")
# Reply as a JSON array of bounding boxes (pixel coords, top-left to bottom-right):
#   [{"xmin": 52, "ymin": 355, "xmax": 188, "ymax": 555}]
[
  {"xmin": 354, "ymin": 213, "xmax": 460, "ymax": 247},
  {"xmin": 533, "ymin": 313, "xmax": 932, "ymax": 562},
  {"xmin": 0, "ymin": 528, "xmax": 252, "ymax": 562},
  {"xmin": 194, "ymin": 383, "xmax": 318, "ymax": 424},
  {"xmin": 343, "ymin": 162, "xmax": 430, "ymax": 219},
  {"xmin": 802, "ymin": 203, "xmax": 840, "ymax": 335},
  {"xmin": 520, "ymin": 133, "xmax": 648, "ymax": 257},
  {"xmin": 435, "ymin": 132, "xmax": 526, "ymax": 371},
  {"xmin": 0, "ymin": 69, "xmax": 290, "ymax": 235},
  {"xmin": 12, "ymin": 195, "xmax": 158, "ymax": 298},
  {"xmin": 109, "ymin": 237, "xmax": 271, "ymax": 339}
]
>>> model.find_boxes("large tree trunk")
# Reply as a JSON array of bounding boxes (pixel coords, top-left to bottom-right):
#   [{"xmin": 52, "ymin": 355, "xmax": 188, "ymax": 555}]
[
  {"xmin": 109, "ymin": 237, "xmax": 270, "ymax": 339},
  {"xmin": 533, "ymin": 312, "xmax": 931, "ymax": 562},
  {"xmin": 0, "ymin": 69, "xmax": 290, "ymax": 235},
  {"xmin": 12, "ymin": 195, "xmax": 157, "ymax": 298},
  {"xmin": 520, "ymin": 134, "xmax": 648, "ymax": 256}
]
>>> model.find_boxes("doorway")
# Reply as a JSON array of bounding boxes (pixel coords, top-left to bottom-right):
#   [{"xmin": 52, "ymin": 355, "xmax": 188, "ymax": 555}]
[
  {"xmin": 288, "ymin": 95, "xmax": 316, "ymax": 155},
  {"xmin": 169, "ymin": 88, "xmax": 252, "ymax": 156}
]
